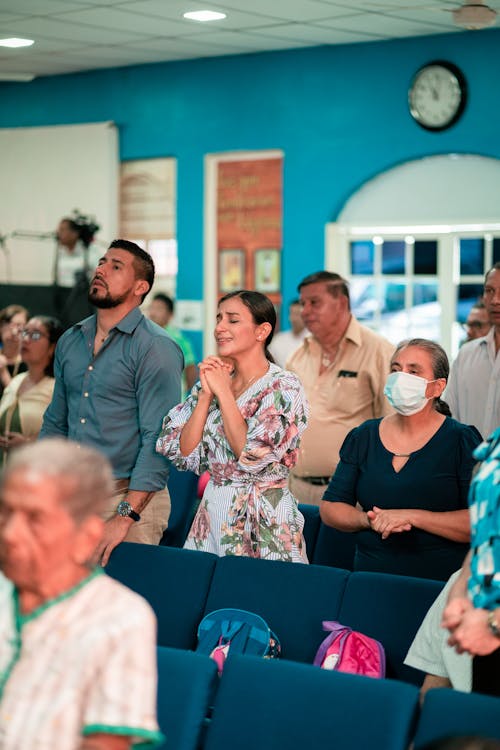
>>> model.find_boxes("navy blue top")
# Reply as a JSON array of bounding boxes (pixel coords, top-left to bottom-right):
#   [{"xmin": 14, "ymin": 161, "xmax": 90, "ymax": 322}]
[
  {"xmin": 40, "ymin": 308, "xmax": 184, "ymax": 491},
  {"xmin": 323, "ymin": 417, "xmax": 482, "ymax": 581}
]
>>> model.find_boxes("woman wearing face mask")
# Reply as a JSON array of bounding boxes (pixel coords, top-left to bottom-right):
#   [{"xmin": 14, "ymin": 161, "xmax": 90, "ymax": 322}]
[{"xmin": 320, "ymin": 338, "xmax": 481, "ymax": 581}]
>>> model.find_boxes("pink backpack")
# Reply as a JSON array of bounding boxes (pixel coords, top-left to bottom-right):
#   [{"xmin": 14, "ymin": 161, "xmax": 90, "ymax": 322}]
[{"xmin": 313, "ymin": 621, "xmax": 385, "ymax": 678}]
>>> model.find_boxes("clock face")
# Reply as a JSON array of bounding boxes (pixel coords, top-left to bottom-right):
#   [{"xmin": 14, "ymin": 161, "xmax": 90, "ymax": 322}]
[{"xmin": 409, "ymin": 61, "xmax": 466, "ymax": 131}]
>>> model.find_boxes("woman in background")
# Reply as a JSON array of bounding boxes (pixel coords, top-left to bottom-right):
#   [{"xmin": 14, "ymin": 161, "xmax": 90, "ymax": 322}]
[
  {"xmin": 320, "ymin": 338, "xmax": 481, "ymax": 581},
  {"xmin": 157, "ymin": 290, "xmax": 309, "ymax": 562},
  {"xmin": 0, "ymin": 315, "xmax": 63, "ymax": 462},
  {"xmin": 0, "ymin": 305, "xmax": 29, "ymax": 397}
]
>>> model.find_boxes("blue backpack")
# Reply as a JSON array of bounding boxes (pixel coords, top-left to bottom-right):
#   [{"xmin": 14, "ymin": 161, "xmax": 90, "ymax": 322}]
[{"xmin": 196, "ymin": 608, "xmax": 281, "ymax": 674}]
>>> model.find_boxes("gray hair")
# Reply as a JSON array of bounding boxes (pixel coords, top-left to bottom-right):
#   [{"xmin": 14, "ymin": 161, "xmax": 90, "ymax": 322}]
[{"xmin": 1, "ymin": 438, "xmax": 114, "ymax": 523}]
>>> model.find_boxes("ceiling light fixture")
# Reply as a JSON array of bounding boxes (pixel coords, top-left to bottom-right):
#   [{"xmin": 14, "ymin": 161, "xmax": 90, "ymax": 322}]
[
  {"xmin": 183, "ymin": 10, "xmax": 226, "ymax": 22},
  {"xmin": 0, "ymin": 37, "xmax": 34, "ymax": 48},
  {"xmin": 453, "ymin": 1, "xmax": 497, "ymax": 30}
]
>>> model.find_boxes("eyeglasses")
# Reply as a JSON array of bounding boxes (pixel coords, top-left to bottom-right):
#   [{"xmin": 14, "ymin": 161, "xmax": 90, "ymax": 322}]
[
  {"xmin": 20, "ymin": 330, "xmax": 49, "ymax": 341},
  {"xmin": 463, "ymin": 321, "xmax": 489, "ymax": 330}
]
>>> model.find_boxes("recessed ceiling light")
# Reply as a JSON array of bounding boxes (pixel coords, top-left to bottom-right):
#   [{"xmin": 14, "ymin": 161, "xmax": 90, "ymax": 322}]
[
  {"xmin": 0, "ymin": 37, "xmax": 34, "ymax": 48},
  {"xmin": 183, "ymin": 10, "xmax": 226, "ymax": 22}
]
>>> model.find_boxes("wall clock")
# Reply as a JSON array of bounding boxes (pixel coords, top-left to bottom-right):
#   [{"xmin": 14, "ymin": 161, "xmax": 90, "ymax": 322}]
[{"xmin": 408, "ymin": 61, "xmax": 467, "ymax": 132}]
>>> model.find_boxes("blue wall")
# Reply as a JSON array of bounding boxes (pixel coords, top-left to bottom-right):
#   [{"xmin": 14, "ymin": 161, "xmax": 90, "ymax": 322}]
[{"xmin": 2, "ymin": 28, "xmax": 500, "ymax": 339}]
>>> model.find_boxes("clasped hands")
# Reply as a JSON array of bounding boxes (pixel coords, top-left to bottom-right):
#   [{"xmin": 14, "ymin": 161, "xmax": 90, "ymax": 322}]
[
  {"xmin": 366, "ymin": 506, "xmax": 412, "ymax": 540},
  {"xmin": 199, "ymin": 356, "xmax": 233, "ymax": 399},
  {"xmin": 441, "ymin": 596, "xmax": 499, "ymax": 656},
  {"xmin": 0, "ymin": 431, "xmax": 30, "ymax": 452}
]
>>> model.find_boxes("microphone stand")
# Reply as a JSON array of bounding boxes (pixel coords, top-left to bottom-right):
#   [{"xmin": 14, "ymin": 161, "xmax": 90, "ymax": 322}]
[{"xmin": 11, "ymin": 230, "xmax": 55, "ymax": 240}]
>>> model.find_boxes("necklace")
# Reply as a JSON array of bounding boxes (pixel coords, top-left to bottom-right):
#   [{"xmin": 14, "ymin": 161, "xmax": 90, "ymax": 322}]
[
  {"xmin": 321, "ymin": 343, "xmax": 341, "ymax": 369},
  {"xmin": 232, "ymin": 370, "xmax": 264, "ymax": 399}
]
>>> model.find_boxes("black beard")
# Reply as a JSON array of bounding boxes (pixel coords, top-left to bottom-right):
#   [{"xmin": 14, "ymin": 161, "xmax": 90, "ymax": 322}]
[{"xmin": 88, "ymin": 288, "xmax": 128, "ymax": 309}]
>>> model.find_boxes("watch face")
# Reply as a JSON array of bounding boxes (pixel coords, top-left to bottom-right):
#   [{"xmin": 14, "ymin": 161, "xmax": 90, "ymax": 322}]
[
  {"xmin": 117, "ymin": 500, "xmax": 131, "ymax": 517},
  {"xmin": 409, "ymin": 61, "xmax": 466, "ymax": 131}
]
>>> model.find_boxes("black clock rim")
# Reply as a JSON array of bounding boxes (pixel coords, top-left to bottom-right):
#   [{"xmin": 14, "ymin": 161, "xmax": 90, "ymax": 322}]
[{"xmin": 408, "ymin": 59, "xmax": 467, "ymax": 132}]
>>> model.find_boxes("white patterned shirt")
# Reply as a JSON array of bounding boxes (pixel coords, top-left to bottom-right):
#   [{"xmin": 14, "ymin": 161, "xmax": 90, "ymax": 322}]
[{"xmin": 0, "ymin": 570, "xmax": 162, "ymax": 749}]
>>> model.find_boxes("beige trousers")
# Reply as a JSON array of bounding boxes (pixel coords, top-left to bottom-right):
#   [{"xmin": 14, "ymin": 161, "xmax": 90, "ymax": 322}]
[{"xmin": 103, "ymin": 485, "xmax": 171, "ymax": 545}]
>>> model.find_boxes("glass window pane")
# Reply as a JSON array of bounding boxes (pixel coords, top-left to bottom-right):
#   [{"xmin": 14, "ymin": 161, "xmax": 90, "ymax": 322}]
[
  {"xmin": 413, "ymin": 240, "xmax": 437, "ymax": 275},
  {"xmin": 350, "ymin": 240, "xmax": 374, "ymax": 275},
  {"xmin": 382, "ymin": 282, "xmax": 405, "ymax": 313},
  {"xmin": 457, "ymin": 283, "xmax": 484, "ymax": 323},
  {"xmin": 382, "ymin": 240, "xmax": 405, "ymax": 275},
  {"xmin": 350, "ymin": 279, "xmax": 378, "ymax": 321},
  {"xmin": 413, "ymin": 282, "xmax": 438, "ymax": 305},
  {"xmin": 460, "ymin": 238, "xmax": 484, "ymax": 275},
  {"xmin": 493, "ymin": 238, "xmax": 500, "ymax": 266}
]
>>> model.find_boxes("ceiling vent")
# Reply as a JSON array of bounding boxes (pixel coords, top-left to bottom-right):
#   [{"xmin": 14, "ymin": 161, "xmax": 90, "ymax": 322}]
[{"xmin": 453, "ymin": 1, "xmax": 497, "ymax": 29}]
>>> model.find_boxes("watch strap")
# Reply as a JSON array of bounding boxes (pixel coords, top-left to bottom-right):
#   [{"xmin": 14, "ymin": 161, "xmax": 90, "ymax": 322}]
[
  {"xmin": 128, "ymin": 507, "xmax": 141, "ymax": 522},
  {"xmin": 487, "ymin": 610, "xmax": 500, "ymax": 639}
]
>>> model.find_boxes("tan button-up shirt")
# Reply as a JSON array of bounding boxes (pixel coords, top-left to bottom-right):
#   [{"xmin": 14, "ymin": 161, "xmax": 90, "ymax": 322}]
[{"xmin": 287, "ymin": 316, "xmax": 394, "ymax": 478}]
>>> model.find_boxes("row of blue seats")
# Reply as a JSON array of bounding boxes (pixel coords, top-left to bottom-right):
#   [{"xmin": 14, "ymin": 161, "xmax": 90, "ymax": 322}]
[
  {"xmin": 157, "ymin": 647, "xmax": 500, "ymax": 750},
  {"xmin": 163, "ymin": 465, "xmax": 355, "ymax": 568},
  {"xmin": 107, "ymin": 542, "xmax": 443, "ymax": 684}
]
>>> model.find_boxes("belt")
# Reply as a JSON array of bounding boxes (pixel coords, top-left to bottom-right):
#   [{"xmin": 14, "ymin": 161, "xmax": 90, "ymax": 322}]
[
  {"xmin": 293, "ymin": 474, "xmax": 331, "ymax": 486},
  {"xmin": 115, "ymin": 478, "xmax": 130, "ymax": 492}
]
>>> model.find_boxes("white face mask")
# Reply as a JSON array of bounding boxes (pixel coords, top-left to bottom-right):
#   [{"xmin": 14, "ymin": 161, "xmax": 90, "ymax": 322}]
[{"xmin": 384, "ymin": 371, "xmax": 434, "ymax": 416}]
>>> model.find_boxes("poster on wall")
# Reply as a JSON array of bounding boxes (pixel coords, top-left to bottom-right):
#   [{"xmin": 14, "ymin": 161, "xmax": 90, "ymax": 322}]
[
  {"xmin": 120, "ymin": 158, "xmax": 176, "ymax": 238},
  {"xmin": 216, "ymin": 156, "xmax": 282, "ymax": 302},
  {"xmin": 219, "ymin": 249, "xmax": 245, "ymax": 293},
  {"xmin": 254, "ymin": 248, "xmax": 280, "ymax": 293}
]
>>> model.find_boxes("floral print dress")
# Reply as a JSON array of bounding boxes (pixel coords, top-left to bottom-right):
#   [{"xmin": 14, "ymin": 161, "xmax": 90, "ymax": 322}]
[{"xmin": 156, "ymin": 363, "xmax": 309, "ymax": 563}]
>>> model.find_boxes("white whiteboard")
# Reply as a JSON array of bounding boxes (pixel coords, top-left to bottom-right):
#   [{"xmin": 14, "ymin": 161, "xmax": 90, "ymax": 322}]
[{"xmin": 0, "ymin": 121, "xmax": 118, "ymax": 284}]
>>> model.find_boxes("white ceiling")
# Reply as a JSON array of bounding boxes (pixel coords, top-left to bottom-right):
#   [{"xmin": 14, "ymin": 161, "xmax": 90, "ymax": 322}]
[{"xmin": 0, "ymin": 0, "xmax": 498, "ymax": 79}]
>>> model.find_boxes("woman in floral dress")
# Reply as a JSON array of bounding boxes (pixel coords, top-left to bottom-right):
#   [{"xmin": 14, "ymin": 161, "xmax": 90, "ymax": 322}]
[{"xmin": 156, "ymin": 290, "xmax": 309, "ymax": 563}]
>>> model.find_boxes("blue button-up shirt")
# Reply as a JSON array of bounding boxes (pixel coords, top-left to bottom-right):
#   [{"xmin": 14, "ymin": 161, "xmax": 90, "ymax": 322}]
[{"xmin": 40, "ymin": 307, "xmax": 184, "ymax": 492}]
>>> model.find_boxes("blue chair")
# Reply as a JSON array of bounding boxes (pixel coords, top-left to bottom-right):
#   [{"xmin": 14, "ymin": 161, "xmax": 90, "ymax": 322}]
[
  {"xmin": 337, "ymin": 571, "xmax": 444, "ymax": 684},
  {"xmin": 204, "ymin": 655, "xmax": 420, "ymax": 750},
  {"xmin": 203, "ymin": 555, "xmax": 350, "ymax": 663},
  {"xmin": 311, "ymin": 522, "xmax": 356, "ymax": 570},
  {"xmin": 161, "ymin": 464, "xmax": 199, "ymax": 547},
  {"xmin": 298, "ymin": 503, "xmax": 321, "ymax": 561},
  {"xmin": 156, "ymin": 646, "xmax": 218, "ymax": 750},
  {"xmin": 106, "ymin": 543, "xmax": 217, "ymax": 648},
  {"xmin": 414, "ymin": 687, "xmax": 500, "ymax": 748}
]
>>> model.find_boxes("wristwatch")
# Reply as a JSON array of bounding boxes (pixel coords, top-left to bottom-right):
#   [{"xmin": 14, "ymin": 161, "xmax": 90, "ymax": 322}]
[
  {"xmin": 116, "ymin": 500, "xmax": 141, "ymax": 522},
  {"xmin": 487, "ymin": 610, "xmax": 500, "ymax": 639}
]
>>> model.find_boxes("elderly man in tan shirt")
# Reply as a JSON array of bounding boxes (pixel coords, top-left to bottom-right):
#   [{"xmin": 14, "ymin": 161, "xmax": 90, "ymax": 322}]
[{"xmin": 287, "ymin": 271, "xmax": 394, "ymax": 505}]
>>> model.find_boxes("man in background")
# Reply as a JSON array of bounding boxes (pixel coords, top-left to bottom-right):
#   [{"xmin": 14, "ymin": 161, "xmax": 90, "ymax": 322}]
[
  {"xmin": 287, "ymin": 271, "xmax": 394, "ymax": 505},
  {"xmin": 446, "ymin": 264, "xmax": 500, "ymax": 438},
  {"xmin": 0, "ymin": 439, "xmax": 162, "ymax": 749},
  {"xmin": 147, "ymin": 292, "xmax": 197, "ymax": 395},
  {"xmin": 462, "ymin": 300, "xmax": 491, "ymax": 343},
  {"xmin": 269, "ymin": 299, "xmax": 308, "ymax": 368},
  {"xmin": 41, "ymin": 240, "xmax": 183, "ymax": 564}
]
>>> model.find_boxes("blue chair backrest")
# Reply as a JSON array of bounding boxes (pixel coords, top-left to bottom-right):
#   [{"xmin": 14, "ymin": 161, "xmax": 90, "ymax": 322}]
[
  {"xmin": 106, "ymin": 543, "xmax": 217, "ymax": 648},
  {"xmin": 414, "ymin": 687, "xmax": 500, "ymax": 748},
  {"xmin": 203, "ymin": 555, "xmax": 350, "ymax": 663},
  {"xmin": 156, "ymin": 646, "xmax": 218, "ymax": 750},
  {"xmin": 162, "ymin": 465, "xmax": 199, "ymax": 547},
  {"xmin": 204, "ymin": 655, "xmax": 420, "ymax": 750},
  {"xmin": 311, "ymin": 522, "xmax": 356, "ymax": 570},
  {"xmin": 338, "ymin": 571, "xmax": 444, "ymax": 684},
  {"xmin": 298, "ymin": 503, "xmax": 321, "ymax": 561}
]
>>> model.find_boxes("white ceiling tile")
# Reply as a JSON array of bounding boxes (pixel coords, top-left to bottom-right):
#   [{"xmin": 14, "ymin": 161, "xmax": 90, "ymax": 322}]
[
  {"xmin": 215, "ymin": 0, "xmax": 347, "ymax": 22},
  {"xmin": 248, "ymin": 22, "xmax": 383, "ymax": 43},
  {"xmin": 0, "ymin": 0, "xmax": 90, "ymax": 14},
  {"xmin": 317, "ymin": 12, "xmax": 449, "ymax": 36},
  {"xmin": 54, "ymin": 7, "xmax": 189, "ymax": 35},
  {"xmin": 1, "ymin": 16, "xmax": 146, "ymax": 43}
]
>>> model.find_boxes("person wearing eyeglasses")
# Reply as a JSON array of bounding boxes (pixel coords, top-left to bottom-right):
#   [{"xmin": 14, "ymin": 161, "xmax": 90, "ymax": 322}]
[
  {"xmin": 0, "ymin": 316, "xmax": 63, "ymax": 462},
  {"xmin": 446, "ymin": 266, "xmax": 500, "ymax": 438},
  {"xmin": 462, "ymin": 301, "xmax": 491, "ymax": 343}
]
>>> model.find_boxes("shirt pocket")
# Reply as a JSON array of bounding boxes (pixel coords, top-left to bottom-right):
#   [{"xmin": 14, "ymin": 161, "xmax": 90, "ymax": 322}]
[{"xmin": 326, "ymin": 372, "xmax": 373, "ymax": 418}]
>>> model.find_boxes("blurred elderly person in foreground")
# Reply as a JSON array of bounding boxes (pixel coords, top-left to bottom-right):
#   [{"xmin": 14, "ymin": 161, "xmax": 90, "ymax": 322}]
[{"xmin": 0, "ymin": 439, "xmax": 162, "ymax": 750}]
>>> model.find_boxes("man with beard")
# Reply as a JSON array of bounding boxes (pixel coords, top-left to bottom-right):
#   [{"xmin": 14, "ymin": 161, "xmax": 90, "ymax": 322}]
[{"xmin": 40, "ymin": 240, "xmax": 183, "ymax": 564}]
